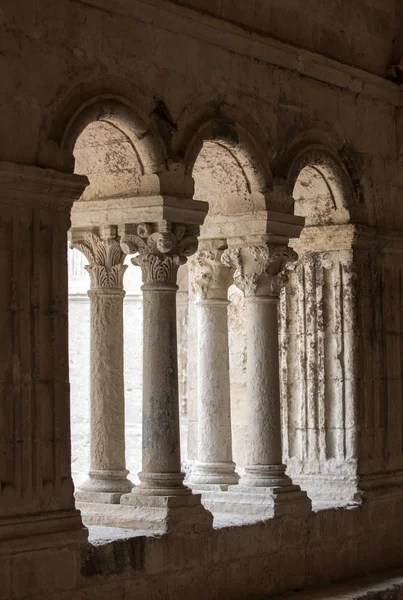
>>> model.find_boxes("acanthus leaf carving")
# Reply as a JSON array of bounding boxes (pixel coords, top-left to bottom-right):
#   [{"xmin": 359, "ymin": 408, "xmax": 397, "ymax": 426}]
[
  {"xmin": 132, "ymin": 253, "xmax": 182, "ymax": 285},
  {"xmin": 70, "ymin": 229, "xmax": 127, "ymax": 290}
]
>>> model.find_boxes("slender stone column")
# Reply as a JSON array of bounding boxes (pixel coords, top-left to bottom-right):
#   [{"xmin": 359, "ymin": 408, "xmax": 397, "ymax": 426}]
[
  {"xmin": 120, "ymin": 222, "xmax": 213, "ymax": 532},
  {"xmin": 70, "ymin": 226, "xmax": 133, "ymax": 503},
  {"xmin": 222, "ymin": 244, "xmax": 311, "ymax": 514},
  {"xmin": 189, "ymin": 248, "xmax": 239, "ymax": 489}
]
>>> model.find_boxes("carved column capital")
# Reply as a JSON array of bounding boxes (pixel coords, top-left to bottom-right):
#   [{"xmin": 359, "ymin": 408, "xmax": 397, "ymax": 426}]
[
  {"xmin": 221, "ymin": 244, "xmax": 297, "ymax": 297},
  {"xmin": 190, "ymin": 249, "xmax": 233, "ymax": 301},
  {"xmin": 69, "ymin": 225, "xmax": 127, "ymax": 290},
  {"xmin": 120, "ymin": 221, "xmax": 199, "ymax": 286}
]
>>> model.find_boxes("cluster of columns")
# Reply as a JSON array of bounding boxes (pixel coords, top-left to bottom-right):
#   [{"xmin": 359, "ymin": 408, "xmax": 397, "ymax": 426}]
[
  {"xmin": 70, "ymin": 221, "xmax": 212, "ymax": 530},
  {"xmin": 71, "ymin": 221, "xmax": 309, "ymax": 523},
  {"xmin": 188, "ymin": 242, "xmax": 310, "ymax": 515}
]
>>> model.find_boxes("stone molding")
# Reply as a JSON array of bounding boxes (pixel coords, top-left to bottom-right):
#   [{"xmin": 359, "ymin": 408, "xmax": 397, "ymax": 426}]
[
  {"xmin": 222, "ymin": 244, "xmax": 297, "ymax": 297},
  {"xmin": 70, "ymin": 226, "xmax": 127, "ymax": 289},
  {"xmin": 120, "ymin": 221, "xmax": 199, "ymax": 285},
  {"xmin": 0, "ymin": 161, "xmax": 88, "ymax": 210},
  {"xmin": 71, "ymin": 195, "xmax": 209, "ymax": 229}
]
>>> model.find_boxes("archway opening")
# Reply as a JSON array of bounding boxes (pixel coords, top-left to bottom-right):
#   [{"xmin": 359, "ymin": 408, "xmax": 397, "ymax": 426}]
[
  {"xmin": 68, "ymin": 118, "xmax": 144, "ymax": 491},
  {"xmin": 184, "ymin": 126, "xmax": 270, "ymax": 481}
]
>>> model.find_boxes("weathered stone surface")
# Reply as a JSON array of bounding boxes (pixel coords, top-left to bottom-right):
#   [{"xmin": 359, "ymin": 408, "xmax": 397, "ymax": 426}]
[{"xmin": 2, "ymin": 0, "xmax": 403, "ymax": 598}]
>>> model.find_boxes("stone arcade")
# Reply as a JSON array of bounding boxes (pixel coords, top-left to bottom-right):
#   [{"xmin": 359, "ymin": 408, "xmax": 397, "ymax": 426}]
[{"xmin": 2, "ymin": 0, "xmax": 403, "ymax": 598}]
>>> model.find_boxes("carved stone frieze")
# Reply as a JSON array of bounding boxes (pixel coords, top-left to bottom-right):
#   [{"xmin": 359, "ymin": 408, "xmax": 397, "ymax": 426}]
[
  {"xmin": 221, "ymin": 244, "xmax": 297, "ymax": 297},
  {"xmin": 70, "ymin": 226, "xmax": 127, "ymax": 290},
  {"xmin": 120, "ymin": 221, "xmax": 199, "ymax": 285}
]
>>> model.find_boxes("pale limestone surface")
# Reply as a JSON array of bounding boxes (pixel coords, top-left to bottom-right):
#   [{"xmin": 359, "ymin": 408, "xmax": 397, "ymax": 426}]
[
  {"xmin": 69, "ymin": 250, "xmax": 189, "ymax": 489},
  {"xmin": 188, "ymin": 248, "xmax": 238, "ymax": 489},
  {"xmin": 2, "ymin": 0, "xmax": 403, "ymax": 598}
]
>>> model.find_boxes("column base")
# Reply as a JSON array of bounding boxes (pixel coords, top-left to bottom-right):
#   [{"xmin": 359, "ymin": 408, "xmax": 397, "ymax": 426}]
[
  {"xmin": 197, "ymin": 485, "xmax": 311, "ymax": 518},
  {"xmin": 132, "ymin": 471, "xmax": 192, "ymax": 496},
  {"xmin": 188, "ymin": 462, "xmax": 240, "ymax": 491},
  {"xmin": 238, "ymin": 464, "xmax": 293, "ymax": 487},
  {"xmin": 79, "ymin": 493, "xmax": 213, "ymax": 533},
  {"xmin": 76, "ymin": 470, "xmax": 134, "ymax": 504},
  {"xmin": 197, "ymin": 464, "xmax": 312, "ymax": 517}
]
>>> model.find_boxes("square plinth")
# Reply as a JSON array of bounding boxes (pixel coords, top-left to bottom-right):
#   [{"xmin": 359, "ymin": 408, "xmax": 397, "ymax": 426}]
[
  {"xmin": 197, "ymin": 485, "xmax": 312, "ymax": 518},
  {"xmin": 78, "ymin": 493, "xmax": 213, "ymax": 533},
  {"xmin": 75, "ymin": 490, "xmax": 124, "ymax": 505}
]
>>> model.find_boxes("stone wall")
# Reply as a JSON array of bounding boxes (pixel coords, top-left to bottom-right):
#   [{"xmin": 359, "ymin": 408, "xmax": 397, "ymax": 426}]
[
  {"xmin": 2, "ymin": 0, "xmax": 403, "ymax": 598},
  {"xmin": 3, "ymin": 492, "xmax": 403, "ymax": 599},
  {"xmin": 171, "ymin": 0, "xmax": 400, "ymax": 76}
]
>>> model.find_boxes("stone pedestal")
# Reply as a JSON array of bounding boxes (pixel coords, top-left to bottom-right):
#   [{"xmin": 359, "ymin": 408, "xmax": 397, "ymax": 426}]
[
  {"xmin": 218, "ymin": 244, "xmax": 311, "ymax": 517},
  {"xmin": 70, "ymin": 227, "xmax": 133, "ymax": 503},
  {"xmin": 120, "ymin": 222, "xmax": 213, "ymax": 532},
  {"xmin": 188, "ymin": 249, "xmax": 239, "ymax": 490}
]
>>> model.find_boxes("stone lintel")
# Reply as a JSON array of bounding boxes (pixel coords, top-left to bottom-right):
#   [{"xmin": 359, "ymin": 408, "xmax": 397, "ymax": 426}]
[
  {"xmin": 201, "ymin": 210, "xmax": 304, "ymax": 245},
  {"xmin": 292, "ymin": 224, "xmax": 403, "ymax": 254},
  {"xmin": 0, "ymin": 161, "xmax": 88, "ymax": 210},
  {"xmin": 71, "ymin": 195, "xmax": 208, "ymax": 229}
]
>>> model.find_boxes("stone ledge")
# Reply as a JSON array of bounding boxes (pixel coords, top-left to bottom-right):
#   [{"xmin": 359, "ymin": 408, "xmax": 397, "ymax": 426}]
[
  {"xmin": 77, "ymin": 499, "xmax": 213, "ymax": 534},
  {"xmin": 271, "ymin": 569, "xmax": 403, "ymax": 599}
]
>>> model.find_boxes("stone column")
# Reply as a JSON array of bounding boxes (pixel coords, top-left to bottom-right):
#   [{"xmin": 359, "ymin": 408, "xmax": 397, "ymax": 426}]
[
  {"xmin": 70, "ymin": 226, "xmax": 133, "ymax": 503},
  {"xmin": 222, "ymin": 244, "xmax": 311, "ymax": 515},
  {"xmin": 189, "ymin": 248, "xmax": 239, "ymax": 489},
  {"xmin": 120, "ymin": 222, "xmax": 213, "ymax": 532}
]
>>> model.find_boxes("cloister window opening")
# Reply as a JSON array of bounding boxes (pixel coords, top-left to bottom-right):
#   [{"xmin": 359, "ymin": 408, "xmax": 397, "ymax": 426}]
[
  {"xmin": 64, "ymin": 100, "xmax": 355, "ymax": 526},
  {"xmin": 67, "ymin": 116, "xmax": 191, "ymax": 505},
  {"xmin": 68, "ymin": 244, "xmax": 143, "ymax": 489}
]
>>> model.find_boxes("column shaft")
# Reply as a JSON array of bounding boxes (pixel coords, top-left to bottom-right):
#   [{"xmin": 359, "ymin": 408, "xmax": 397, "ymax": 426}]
[
  {"xmin": 140, "ymin": 283, "xmax": 186, "ymax": 491},
  {"xmin": 243, "ymin": 297, "xmax": 283, "ymax": 474},
  {"xmin": 85, "ymin": 290, "xmax": 131, "ymax": 490},
  {"xmin": 191, "ymin": 300, "xmax": 238, "ymax": 486}
]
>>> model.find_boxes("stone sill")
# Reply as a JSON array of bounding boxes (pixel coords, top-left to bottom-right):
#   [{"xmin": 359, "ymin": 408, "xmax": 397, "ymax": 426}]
[{"xmin": 272, "ymin": 569, "xmax": 403, "ymax": 599}]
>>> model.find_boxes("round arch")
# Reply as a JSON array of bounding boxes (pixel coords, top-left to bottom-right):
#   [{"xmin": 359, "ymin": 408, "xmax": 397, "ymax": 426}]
[
  {"xmin": 275, "ymin": 131, "xmax": 360, "ymax": 226},
  {"xmin": 174, "ymin": 101, "xmax": 273, "ymax": 196},
  {"xmin": 41, "ymin": 75, "xmax": 168, "ymax": 176},
  {"xmin": 60, "ymin": 96, "xmax": 166, "ymax": 176}
]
